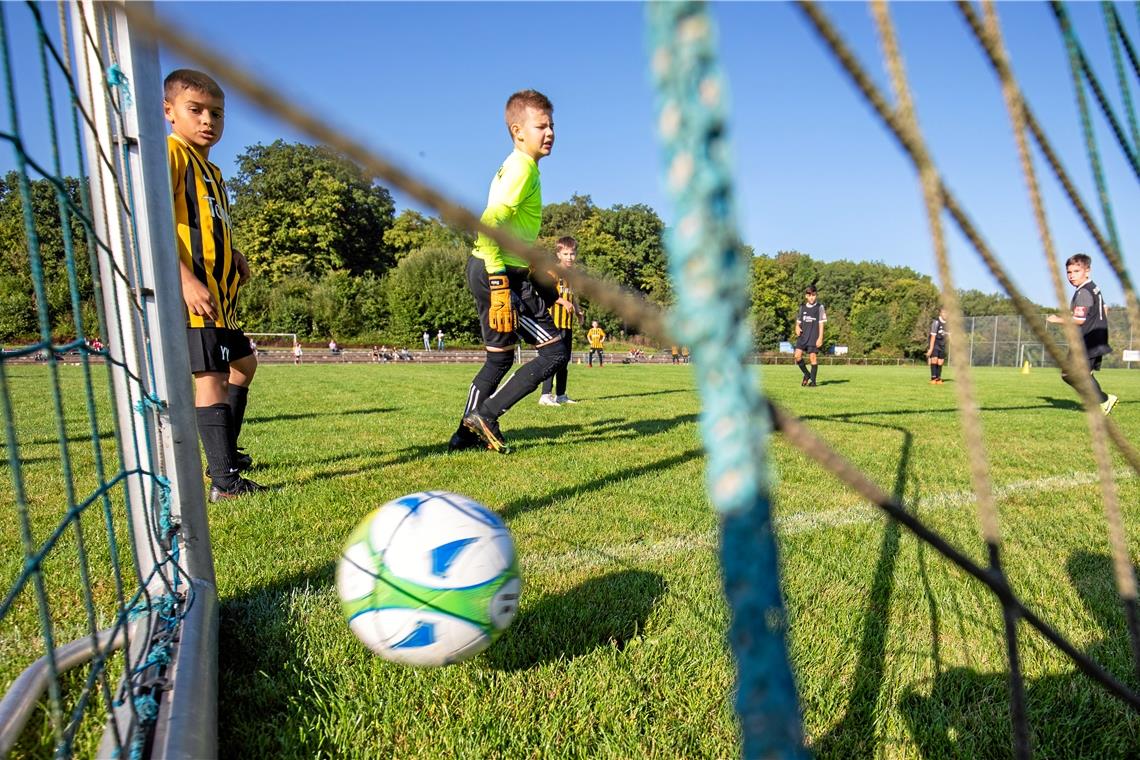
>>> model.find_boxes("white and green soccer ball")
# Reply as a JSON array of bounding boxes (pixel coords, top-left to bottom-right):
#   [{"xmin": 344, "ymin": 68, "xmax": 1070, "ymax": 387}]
[{"xmin": 336, "ymin": 491, "xmax": 521, "ymax": 666}]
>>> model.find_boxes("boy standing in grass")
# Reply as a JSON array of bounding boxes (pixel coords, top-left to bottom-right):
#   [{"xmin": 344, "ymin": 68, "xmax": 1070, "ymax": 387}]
[
  {"xmin": 539, "ymin": 236, "xmax": 582, "ymax": 406},
  {"xmin": 586, "ymin": 322, "xmax": 606, "ymax": 367},
  {"xmin": 1047, "ymin": 253, "xmax": 1117, "ymax": 414},
  {"xmin": 449, "ymin": 89, "xmax": 570, "ymax": 454},
  {"xmin": 165, "ymin": 69, "xmax": 263, "ymax": 501},
  {"xmin": 926, "ymin": 306, "xmax": 948, "ymax": 384},
  {"xmin": 794, "ymin": 284, "xmax": 826, "ymax": 387}
]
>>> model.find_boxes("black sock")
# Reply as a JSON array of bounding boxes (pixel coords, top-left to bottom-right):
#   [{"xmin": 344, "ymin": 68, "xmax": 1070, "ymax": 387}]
[
  {"xmin": 197, "ymin": 404, "xmax": 238, "ymax": 489},
  {"xmin": 810, "ymin": 364, "xmax": 818, "ymax": 383},
  {"xmin": 935, "ymin": 364, "xmax": 942, "ymax": 380},
  {"xmin": 227, "ymin": 384, "xmax": 250, "ymax": 447},
  {"xmin": 465, "ymin": 351, "xmax": 514, "ymax": 417},
  {"xmin": 480, "ymin": 341, "xmax": 570, "ymax": 418},
  {"xmin": 797, "ymin": 359, "xmax": 808, "ymax": 378},
  {"xmin": 931, "ymin": 363, "xmax": 938, "ymax": 380},
  {"xmin": 1089, "ymin": 373, "xmax": 1108, "ymax": 403}
]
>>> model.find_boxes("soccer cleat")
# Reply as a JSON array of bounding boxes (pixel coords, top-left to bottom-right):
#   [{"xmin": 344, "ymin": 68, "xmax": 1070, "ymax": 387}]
[
  {"xmin": 930, "ymin": 379, "xmax": 939, "ymax": 384},
  {"xmin": 462, "ymin": 411, "xmax": 510, "ymax": 454},
  {"xmin": 1102, "ymin": 394, "xmax": 1119, "ymax": 416},
  {"xmin": 808, "ymin": 381, "xmax": 817, "ymax": 387},
  {"xmin": 209, "ymin": 476, "xmax": 267, "ymax": 503},
  {"xmin": 447, "ymin": 426, "xmax": 481, "ymax": 452},
  {"xmin": 235, "ymin": 450, "xmax": 253, "ymax": 471},
  {"xmin": 538, "ymin": 394, "xmax": 560, "ymax": 406},
  {"xmin": 555, "ymin": 395, "xmax": 577, "ymax": 404},
  {"xmin": 801, "ymin": 376, "xmax": 809, "ymax": 387}
]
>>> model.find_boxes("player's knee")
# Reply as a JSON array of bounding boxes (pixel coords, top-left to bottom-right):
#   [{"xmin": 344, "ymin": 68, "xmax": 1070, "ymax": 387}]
[
  {"xmin": 485, "ymin": 349, "xmax": 514, "ymax": 370},
  {"xmin": 539, "ymin": 338, "xmax": 570, "ymax": 367}
]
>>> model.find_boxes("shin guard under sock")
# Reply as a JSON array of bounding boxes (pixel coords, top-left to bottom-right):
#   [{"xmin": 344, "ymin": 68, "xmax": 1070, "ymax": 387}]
[{"xmin": 196, "ymin": 403, "xmax": 238, "ymax": 489}]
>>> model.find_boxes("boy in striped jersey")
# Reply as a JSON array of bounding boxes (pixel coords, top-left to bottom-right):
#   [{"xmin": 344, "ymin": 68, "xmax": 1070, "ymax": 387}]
[
  {"xmin": 165, "ymin": 69, "xmax": 264, "ymax": 500},
  {"xmin": 450, "ymin": 90, "xmax": 570, "ymax": 454},
  {"xmin": 538, "ymin": 236, "xmax": 582, "ymax": 406}
]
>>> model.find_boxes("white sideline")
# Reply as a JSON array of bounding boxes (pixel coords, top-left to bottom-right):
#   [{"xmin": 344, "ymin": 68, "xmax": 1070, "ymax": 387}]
[{"xmin": 519, "ymin": 469, "xmax": 1136, "ymax": 573}]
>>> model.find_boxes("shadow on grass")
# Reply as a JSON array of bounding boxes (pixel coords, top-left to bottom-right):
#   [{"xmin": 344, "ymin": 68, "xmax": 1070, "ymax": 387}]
[
  {"xmin": 591, "ymin": 388, "xmax": 692, "ymax": 401},
  {"xmin": 499, "ymin": 447, "xmax": 703, "ymax": 520},
  {"xmin": 813, "ymin": 378, "xmax": 850, "ymax": 386},
  {"xmin": 486, "ymin": 569, "xmax": 666, "ymax": 671},
  {"xmin": 813, "ymin": 419, "xmax": 913, "ymax": 757},
  {"xmin": 897, "ymin": 552, "xmax": 1140, "ymax": 758},
  {"xmin": 246, "ymin": 405, "xmax": 395, "ymax": 424},
  {"xmin": 286, "ymin": 413, "xmax": 699, "ymax": 484},
  {"xmin": 217, "ymin": 561, "xmax": 338, "ymax": 759},
  {"xmin": 1038, "ymin": 395, "xmax": 1082, "ymax": 411}
]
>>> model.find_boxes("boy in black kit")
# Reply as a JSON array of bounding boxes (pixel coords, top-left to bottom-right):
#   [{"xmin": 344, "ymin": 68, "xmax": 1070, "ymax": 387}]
[
  {"xmin": 1047, "ymin": 253, "xmax": 1118, "ymax": 415},
  {"xmin": 794, "ymin": 285, "xmax": 826, "ymax": 387},
  {"xmin": 926, "ymin": 307, "xmax": 948, "ymax": 384}
]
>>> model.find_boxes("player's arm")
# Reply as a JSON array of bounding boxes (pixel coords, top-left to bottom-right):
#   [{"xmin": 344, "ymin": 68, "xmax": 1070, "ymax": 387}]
[
  {"xmin": 179, "ymin": 259, "xmax": 216, "ymax": 320},
  {"xmin": 477, "ymin": 160, "xmax": 534, "ymax": 275},
  {"xmin": 233, "ymin": 247, "xmax": 251, "ymax": 285},
  {"xmin": 926, "ymin": 329, "xmax": 936, "ymax": 357},
  {"xmin": 816, "ymin": 306, "xmax": 826, "ymax": 348},
  {"xmin": 794, "ymin": 315, "xmax": 802, "ymax": 337}
]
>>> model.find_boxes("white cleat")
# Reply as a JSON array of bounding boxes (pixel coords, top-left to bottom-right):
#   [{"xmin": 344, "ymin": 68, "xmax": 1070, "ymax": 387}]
[
  {"xmin": 538, "ymin": 394, "xmax": 561, "ymax": 406},
  {"xmin": 1101, "ymin": 394, "xmax": 1119, "ymax": 416},
  {"xmin": 556, "ymin": 395, "xmax": 577, "ymax": 404}
]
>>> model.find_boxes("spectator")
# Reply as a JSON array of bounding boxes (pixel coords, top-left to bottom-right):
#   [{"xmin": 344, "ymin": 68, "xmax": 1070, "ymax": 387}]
[
  {"xmin": 423, "ymin": 330, "xmax": 431, "ymax": 351},
  {"xmin": 293, "ymin": 342, "xmax": 303, "ymax": 365},
  {"xmin": 437, "ymin": 329, "xmax": 445, "ymax": 351}
]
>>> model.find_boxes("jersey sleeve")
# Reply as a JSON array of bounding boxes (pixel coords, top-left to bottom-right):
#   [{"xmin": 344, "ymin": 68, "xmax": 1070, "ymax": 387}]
[
  {"xmin": 1072, "ymin": 288, "xmax": 1094, "ymax": 322},
  {"xmin": 819, "ymin": 304, "xmax": 827, "ymax": 323},
  {"xmin": 930, "ymin": 320, "xmax": 939, "ymax": 336}
]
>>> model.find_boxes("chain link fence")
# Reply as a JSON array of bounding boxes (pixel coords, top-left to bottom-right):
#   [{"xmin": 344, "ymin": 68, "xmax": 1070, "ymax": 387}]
[{"xmin": 966, "ymin": 313, "xmax": 1137, "ymax": 368}]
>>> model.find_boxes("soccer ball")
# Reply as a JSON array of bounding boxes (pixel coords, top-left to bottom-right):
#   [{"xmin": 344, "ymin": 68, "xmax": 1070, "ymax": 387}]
[{"xmin": 336, "ymin": 491, "xmax": 521, "ymax": 666}]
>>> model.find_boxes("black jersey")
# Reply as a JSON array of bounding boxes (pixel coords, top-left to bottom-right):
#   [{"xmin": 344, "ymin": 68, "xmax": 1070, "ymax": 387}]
[
  {"xmin": 797, "ymin": 301, "xmax": 827, "ymax": 341},
  {"xmin": 1072, "ymin": 280, "xmax": 1111, "ymax": 358},
  {"xmin": 929, "ymin": 317, "xmax": 948, "ymax": 349}
]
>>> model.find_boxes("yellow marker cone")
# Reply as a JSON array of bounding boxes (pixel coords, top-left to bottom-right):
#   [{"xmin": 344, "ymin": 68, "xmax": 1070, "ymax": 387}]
[{"xmin": 1021, "ymin": 360, "xmax": 1031, "ymax": 375}]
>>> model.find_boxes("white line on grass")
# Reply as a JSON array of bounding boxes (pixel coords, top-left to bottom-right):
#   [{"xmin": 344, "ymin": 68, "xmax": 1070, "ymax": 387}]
[
  {"xmin": 776, "ymin": 468, "xmax": 1136, "ymax": 535},
  {"xmin": 520, "ymin": 469, "xmax": 1136, "ymax": 573}
]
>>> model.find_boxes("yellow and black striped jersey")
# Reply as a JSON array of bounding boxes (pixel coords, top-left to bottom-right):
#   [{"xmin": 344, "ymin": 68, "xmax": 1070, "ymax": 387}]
[
  {"xmin": 587, "ymin": 327, "xmax": 606, "ymax": 349},
  {"xmin": 549, "ymin": 275, "xmax": 576, "ymax": 330},
  {"xmin": 168, "ymin": 133, "xmax": 240, "ymax": 328}
]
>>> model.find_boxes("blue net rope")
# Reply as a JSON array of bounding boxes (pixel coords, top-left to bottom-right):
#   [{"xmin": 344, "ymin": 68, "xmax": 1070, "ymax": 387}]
[{"xmin": 647, "ymin": 4, "xmax": 806, "ymax": 757}]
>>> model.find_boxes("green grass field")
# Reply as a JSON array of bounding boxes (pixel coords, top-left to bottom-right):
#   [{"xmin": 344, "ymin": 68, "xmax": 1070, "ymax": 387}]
[{"xmin": 3, "ymin": 361, "xmax": 1140, "ymax": 758}]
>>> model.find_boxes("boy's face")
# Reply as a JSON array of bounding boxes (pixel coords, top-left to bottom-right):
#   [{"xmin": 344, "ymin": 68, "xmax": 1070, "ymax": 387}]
[
  {"xmin": 592, "ymin": 321, "xmax": 599, "ymax": 328},
  {"xmin": 555, "ymin": 245, "xmax": 577, "ymax": 268},
  {"xmin": 805, "ymin": 291, "xmax": 817, "ymax": 304},
  {"xmin": 512, "ymin": 106, "xmax": 554, "ymax": 162},
  {"xmin": 1066, "ymin": 262, "xmax": 1090, "ymax": 288},
  {"xmin": 164, "ymin": 86, "xmax": 224, "ymax": 151}
]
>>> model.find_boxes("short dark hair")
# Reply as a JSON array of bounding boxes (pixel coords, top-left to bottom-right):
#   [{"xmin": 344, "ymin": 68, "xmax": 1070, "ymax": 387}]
[
  {"xmin": 804, "ymin": 284, "xmax": 817, "ymax": 295},
  {"xmin": 164, "ymin": 69, "xmax": 224, "ymax": 102},
  {"xmin": 505, "ymin": 89, "xmax": 553, "ymax": 136},
  {"xmin": 556, "ymin": 236, "xmax": 578, "ymax": 251},
  {"xmin": 1065, "ymin": 253, "xmax": 1092, "ymax": 269}
]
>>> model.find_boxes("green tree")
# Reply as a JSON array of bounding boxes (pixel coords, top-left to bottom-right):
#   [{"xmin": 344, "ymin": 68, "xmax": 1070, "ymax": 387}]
[
  {"xmin": 384, "ymin": 245, "xmax": 479, "ymax": 344},
  {"xmin": 0, "ymin": 172, "xmax": 93, "ymax": 342},
  {"xmin": 229, "ymin": 140, "xmax": 396, "ymax": 280},
  {"xmin": 384, "ymin": 209, "xmax": 472, "ymax": 261}
]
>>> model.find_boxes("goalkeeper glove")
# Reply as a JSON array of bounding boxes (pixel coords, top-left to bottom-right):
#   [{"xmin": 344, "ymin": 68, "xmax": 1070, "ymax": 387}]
[{"xmin": 487, "ymin": 274, "xmax": 515, "ymax": 333}]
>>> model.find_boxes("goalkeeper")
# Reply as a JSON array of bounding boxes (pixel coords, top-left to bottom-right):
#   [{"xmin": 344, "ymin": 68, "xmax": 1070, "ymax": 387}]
[{"xmin": 449, "ymin": 89, "xmax": 569, "ymax": 454}]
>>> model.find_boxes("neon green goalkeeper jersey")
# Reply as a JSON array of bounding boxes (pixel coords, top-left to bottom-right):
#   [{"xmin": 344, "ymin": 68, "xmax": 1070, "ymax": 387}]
[{"xmin": 471, "ymin": 149, "xmax": 541, "ymax": 273}]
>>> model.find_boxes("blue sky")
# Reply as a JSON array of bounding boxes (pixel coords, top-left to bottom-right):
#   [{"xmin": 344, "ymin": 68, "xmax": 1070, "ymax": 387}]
[{"xmin": 6, "ymin": 2, "xmax": 1139, "ymax": 309}]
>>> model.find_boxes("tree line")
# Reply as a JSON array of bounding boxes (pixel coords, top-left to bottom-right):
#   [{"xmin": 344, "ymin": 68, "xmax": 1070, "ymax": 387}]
[{"xmin": 1, "ymin": 142, "xmax": 1036, "ymax": 355}]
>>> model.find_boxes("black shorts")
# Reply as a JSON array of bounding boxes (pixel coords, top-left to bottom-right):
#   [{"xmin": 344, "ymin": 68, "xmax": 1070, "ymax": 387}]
[
  {"xmin": 794, "ymin": 336, "xmax": 821, "ymax": 354},
  {"xmin": 187, "ymin": 327, "xmax": 254, "ymax": 374},
  {"xmin": 930, "ymin": 344, "xmax": 946, "ymax": 360},
  {"xmin": 466, "ymin": 256, "xmax": 560, "ymax": 350}
]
